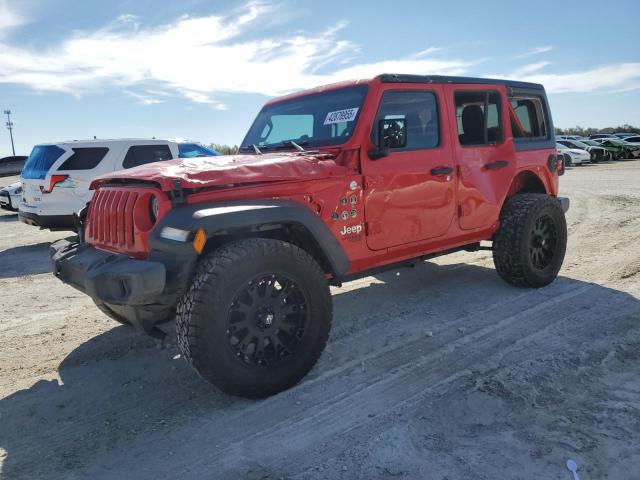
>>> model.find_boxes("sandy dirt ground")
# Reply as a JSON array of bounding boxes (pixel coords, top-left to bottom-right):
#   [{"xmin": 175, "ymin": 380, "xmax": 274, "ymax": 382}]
[{"xmin": 0, "ymin": 161, "xmax": 639, "ymax": 480}]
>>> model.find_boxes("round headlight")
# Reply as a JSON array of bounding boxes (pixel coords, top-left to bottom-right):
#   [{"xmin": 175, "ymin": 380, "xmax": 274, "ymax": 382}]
[{"xmin": 149, "ymin": 196, "xmax": 159, "ymax": 224}]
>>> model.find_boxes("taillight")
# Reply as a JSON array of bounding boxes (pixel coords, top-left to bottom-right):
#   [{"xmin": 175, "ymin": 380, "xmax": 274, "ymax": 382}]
[{"xmin": 40, "ymin": 174, "xmax": 70, "ymax": 193}]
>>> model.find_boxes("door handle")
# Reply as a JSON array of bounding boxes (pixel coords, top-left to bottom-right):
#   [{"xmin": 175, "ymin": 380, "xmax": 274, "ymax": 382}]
[
  {"xmin": 430, "ymin": 166, "xmax": 453, "ymax": 176},
  {"xmin": 485, "ymin": 160, "xmax": 509, "ymax": 170}
]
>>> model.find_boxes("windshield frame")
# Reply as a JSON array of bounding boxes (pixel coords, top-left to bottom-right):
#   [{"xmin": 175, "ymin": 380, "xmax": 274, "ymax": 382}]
[{"xmin": 240, "ymin": 85, "xmax": 369, "ymax": 151}]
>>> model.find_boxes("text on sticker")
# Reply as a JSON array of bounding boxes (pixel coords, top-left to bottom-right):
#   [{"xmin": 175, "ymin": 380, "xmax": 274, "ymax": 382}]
[{"xmin": 324, "ymin": 108, "xmax": 359, "ymax": 125}]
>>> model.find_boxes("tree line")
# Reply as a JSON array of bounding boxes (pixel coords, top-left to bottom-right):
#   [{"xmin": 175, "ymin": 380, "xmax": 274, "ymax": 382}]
[
  {"xmin": 208, "ymin": 143, "xmax": 238, "ymax": 155},
  {"xmin": 554, "ymin": 124, "xmax": 639, "ymax": 136}
]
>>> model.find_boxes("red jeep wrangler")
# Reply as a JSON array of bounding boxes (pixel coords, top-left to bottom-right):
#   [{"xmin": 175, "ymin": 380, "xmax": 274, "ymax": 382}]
[{"xmin": 51, "ymin": 74, "xmax": 568, "ymax": 398}]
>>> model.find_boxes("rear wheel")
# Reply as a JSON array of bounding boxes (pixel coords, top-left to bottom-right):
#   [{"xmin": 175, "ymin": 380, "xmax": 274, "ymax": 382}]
[
  {"xmin": 176, "ymin": 238, "xmax": 332, "ymax": 398},
  {"xmin": 493, "ymin": 194, "xmax": 567, "ymax": 288}
]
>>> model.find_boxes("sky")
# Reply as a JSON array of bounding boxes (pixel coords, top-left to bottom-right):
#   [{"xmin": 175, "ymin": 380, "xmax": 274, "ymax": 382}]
[{"xmin": 1, "ymin": 0, "xmax": 639, "ymax": 157}]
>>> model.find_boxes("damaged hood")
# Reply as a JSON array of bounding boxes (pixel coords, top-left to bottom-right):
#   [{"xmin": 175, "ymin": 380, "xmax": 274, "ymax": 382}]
[{"xmin": 94, "ymin": 152, "xmax": 349, "ymax": 191}]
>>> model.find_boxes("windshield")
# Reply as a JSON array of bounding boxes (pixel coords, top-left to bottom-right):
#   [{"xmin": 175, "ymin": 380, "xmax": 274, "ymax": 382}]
[
  {"xmin": 240, "ymin": 85, "xmax": 368, "ymax": 150},
  {"xmin": 21, "ymin": 145, "xmax": 66, "ymax": 179},
  {"xmin": 178, "ymin": 143, "xmax": 219, "ymax": 158}
]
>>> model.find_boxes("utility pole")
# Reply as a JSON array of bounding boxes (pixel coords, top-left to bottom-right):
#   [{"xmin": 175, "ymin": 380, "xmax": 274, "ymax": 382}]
[{"xmin": 4, "ymin": 110, "xmax": 16, "ymax": 156}]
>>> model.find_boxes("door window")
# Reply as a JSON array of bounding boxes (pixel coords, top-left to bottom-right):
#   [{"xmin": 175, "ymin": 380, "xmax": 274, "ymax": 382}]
[
  {"xmin": 455, "ymin": 91, "xmax": 503, "ymax": 146},
  {"xmin": 123, "ymin": 145, "xmax": 173, "ymax": 168},
  {"xmin": 371, "ymin": 90, "xmax": 439, "ymax": 150}
]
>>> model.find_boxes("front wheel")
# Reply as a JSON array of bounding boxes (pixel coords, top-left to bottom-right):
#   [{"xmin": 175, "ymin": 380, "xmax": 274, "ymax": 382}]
[
  {"xmin": 176, "ymin": 238, "xmax": 332, "ymax": 398},
  {"xmin": 493, "ymin": 194, "xmax": 567, "ymax": 288}
]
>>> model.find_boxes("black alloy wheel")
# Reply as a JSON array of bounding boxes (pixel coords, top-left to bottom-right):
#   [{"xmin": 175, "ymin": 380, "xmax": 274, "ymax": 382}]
[
  {"xmin": 227, "ymin": 274, "xmax": 308, "ymax": 367},
  {"xmin": 529, "ymin": 214, "xmax": 557, "ymax": 270}
]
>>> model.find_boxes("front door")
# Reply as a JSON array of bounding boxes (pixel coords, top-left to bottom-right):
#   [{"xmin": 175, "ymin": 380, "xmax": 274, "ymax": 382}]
[
  {"xmin": 446, "ymin": 86, "xmax": 516, "ymax": 230},
  {"xmin": 363, "ymin": 86, "xmax": 456, "ymax": 251}
]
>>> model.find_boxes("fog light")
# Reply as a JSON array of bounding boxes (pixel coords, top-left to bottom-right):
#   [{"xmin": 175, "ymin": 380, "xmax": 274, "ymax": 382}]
[{"xmin": 160, "ymin": 227, "xmax": 190, "ymax": 242}]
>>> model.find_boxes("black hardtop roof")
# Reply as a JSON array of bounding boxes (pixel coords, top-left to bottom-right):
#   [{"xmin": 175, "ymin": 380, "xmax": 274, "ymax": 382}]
[{"xmin": 377, "ymin": 74, "xmax": 544, "ymax": 91}]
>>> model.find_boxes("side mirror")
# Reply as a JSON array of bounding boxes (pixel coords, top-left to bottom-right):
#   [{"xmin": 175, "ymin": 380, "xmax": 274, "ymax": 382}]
[{"xmin": 368, "ymin": 118, "xmax": 407, "ymax": 160}]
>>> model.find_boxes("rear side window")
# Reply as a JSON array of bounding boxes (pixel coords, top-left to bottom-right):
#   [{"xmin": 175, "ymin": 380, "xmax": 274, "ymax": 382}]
[
  {"xmin": 455, "ymin": 91, "xmax": 503, "ymax": 146},
  {"xmin": 21, "ymin": 145, "xmax": 66, "ymax": 179},
  {"xmin": 371, "ymin": 90, "xmax": 440, "ymax": 150},
  {"xmin": 509, "ymin": 96, "xmax": 548, "ymax": 139},
  {"xmin": 123, "ymin": 145, "xmax": 173, "ymax": 168},
  {"xmin": 58, "ymin": 147, "xmax": 108, "ymax": 171}
]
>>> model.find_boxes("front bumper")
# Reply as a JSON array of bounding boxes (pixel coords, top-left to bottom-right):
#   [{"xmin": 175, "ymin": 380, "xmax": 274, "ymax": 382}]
[
  {"xmin": 558, "ymin": 196, "xmax": 570, "ymax": 213},
  {"xmin": 51, "ymin": 239, "xmax": 197, "ymax": 334},
  {"xmin": 51, "ymin": 239, "xmax": 167, "ymax": 305}
]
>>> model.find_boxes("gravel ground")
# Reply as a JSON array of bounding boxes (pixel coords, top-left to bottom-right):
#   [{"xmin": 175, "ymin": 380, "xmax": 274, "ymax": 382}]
[{"xmin": 0, "ymin": 161, "xmax": 639, "ymax": 480}]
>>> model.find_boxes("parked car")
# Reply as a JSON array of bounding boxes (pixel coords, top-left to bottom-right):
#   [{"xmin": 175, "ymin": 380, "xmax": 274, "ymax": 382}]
[
  {"xmin": 52, "ymin": 74, "xmax": 569, "ymax": 398},
  {"xmin": 579, "ymin": 139, "xmax": 613, "ymax": 160},
  {"xmin": 612, "ymin": 132, "xmax": 636, "ymax": 139},
  {"xmin": 557, "ymin": 135, "xmax": 584, "ymax": 141},
  {"xmin": 589, "ymin": 133, "xmax": 616, "ymax": 140},
  {"xmin": 557, "ymin": 139, "xmax": 609, "ymax": 163},
  {"xmin": 623, "ymin": 135, "xmax": 640, "ymax": 144},
  {"xmin": 19, "ymin": 139, "xmax": 219, "ymax": 230},
  {"xmin": 556, "ymin": 142, "xmax": 589, "ymax": 165},
  {"xmin": 0, "ymin": 181, "xmax": 22, "ymax": 210},
  {"xmin": 0, "ymin": 155, "xmax": 27, "ymax": 177},
  {"xmin": 591, "ymin": 138, "xmax": 637, "ymax": 159},
  {"xmin": 620, "ymin": 140, "xmax": 640, "ymax": 158}
]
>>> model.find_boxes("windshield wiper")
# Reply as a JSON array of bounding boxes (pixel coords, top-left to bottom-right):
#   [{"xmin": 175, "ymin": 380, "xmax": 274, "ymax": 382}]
[
  {"xmin": 238, "ymin": 144, "xmax": 263, "ymax": 155},
  {"xmin": 265, "ymin": 140, "xmax": 309, "ymax": 152}
]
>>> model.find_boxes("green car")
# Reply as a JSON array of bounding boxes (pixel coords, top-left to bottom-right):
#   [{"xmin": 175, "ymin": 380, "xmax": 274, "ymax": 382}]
[{"xmin": 593, "ymin": 138, "xmax": 636, "ymax": 160}]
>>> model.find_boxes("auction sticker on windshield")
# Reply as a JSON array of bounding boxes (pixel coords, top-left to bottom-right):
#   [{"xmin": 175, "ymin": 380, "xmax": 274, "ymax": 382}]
[{"xmin": 324, "ymin": 108, "xmax": 359, "ymax": 125}]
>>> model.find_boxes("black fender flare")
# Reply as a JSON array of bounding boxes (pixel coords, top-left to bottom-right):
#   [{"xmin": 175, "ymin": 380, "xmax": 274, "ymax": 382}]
[{"xmin": 148, "ymin": 200, "xmax": 350, "ymax": 276}]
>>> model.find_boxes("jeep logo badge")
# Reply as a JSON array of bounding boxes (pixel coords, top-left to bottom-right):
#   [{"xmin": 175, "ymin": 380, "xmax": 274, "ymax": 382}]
[{"xmin": 340, "ymin": 224, "xmax": 363, "ymax": 236}]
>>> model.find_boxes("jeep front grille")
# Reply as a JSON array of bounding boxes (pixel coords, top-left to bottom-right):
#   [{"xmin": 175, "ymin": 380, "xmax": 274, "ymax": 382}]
[{"xmin": 84, "ymin": 184, "xmax": 171, "ymax": 258}]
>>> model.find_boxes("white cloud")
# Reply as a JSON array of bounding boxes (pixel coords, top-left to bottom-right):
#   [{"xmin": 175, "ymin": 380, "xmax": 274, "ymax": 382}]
[
  {"xmin": 0, "ymin": 0, "xmax": 28, "ymax": 36},
  {"xmin": 511, "ymin": 61, "xmax": 551, "ymax": 78},
  {"xmin": 0, "ymin": 2, "xmax": 475, "ymax": 103},
  {"xmin": 517, "ymin": 63, "xmax": 640, "ymax": 93},
  {"xmin": 125, "ymin": 90, "xmax": 163, "ymax": 105},
  {"xmin": 515, "ymin": 46, "xmax": 555, "ymax": 58},
  {"xmin": 0, "ymin": 5, "xmax": 638, "ymax": 103},
  {"xmin": 411, "ymin": 47, "xmax": 444, "ymax": 58}
]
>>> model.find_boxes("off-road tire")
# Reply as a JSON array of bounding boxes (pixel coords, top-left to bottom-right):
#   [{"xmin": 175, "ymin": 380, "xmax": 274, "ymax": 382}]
[
  {"xmin": 93, "ymin": 299, "xmax": 131, "ymax": 325},
  {"xmin": 176, "ymin": 238, "xmax": 332, "ymax": 398},
  {"xmin": 493, "ymin": 194, "xmax": 567, "ymax": 288}
]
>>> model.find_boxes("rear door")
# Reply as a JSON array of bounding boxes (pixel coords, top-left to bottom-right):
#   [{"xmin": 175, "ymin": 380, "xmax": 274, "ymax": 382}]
[
  {"xmin": 363, "ymin": 85, "xmax": 457, "ymax": 250},
  {"xmin": 446, "ymin": 85, "xmax": 516, "ymax": 230}
]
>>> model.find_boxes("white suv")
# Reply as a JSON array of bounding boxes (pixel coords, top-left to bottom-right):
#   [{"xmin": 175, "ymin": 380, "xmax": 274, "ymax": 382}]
[{"xmin": 19, "ymin": 139, "xmax": 218, "ymax": 230}]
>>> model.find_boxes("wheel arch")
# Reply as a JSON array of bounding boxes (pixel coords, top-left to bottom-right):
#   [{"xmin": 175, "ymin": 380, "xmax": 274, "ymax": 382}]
[
  {"xmin": 151, "ymin": 200, "xmax": 350, "ymax": 278},
  {"xmin": 504, "ymin": 170, "xmax": 548, "ymax": 205}
]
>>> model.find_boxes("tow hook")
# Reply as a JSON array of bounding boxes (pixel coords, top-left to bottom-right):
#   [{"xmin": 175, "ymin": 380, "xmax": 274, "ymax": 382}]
[{"xmin": 170, "ymin": 179, "xmax": 186, "ymax": 206}]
